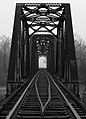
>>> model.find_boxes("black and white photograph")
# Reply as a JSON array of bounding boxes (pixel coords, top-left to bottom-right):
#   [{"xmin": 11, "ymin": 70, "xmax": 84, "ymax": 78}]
[{"xmin": 0, "ymin": 0, "xmax": 86, "ymax": 118}]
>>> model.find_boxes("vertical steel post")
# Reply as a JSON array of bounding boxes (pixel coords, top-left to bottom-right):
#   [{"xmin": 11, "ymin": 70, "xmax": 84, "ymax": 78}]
[
  {"xmin": 64, "ymin": 4, "xmax": 79, "ymax": 96},
  {"xmin": 7, "ymin": 4, "xmax": 23, "ymax": 96}
]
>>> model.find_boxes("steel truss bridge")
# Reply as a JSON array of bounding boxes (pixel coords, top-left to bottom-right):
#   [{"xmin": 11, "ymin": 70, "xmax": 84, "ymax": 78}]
[{"xmin": 0, "ymin": 3, "xmax": 86, "ymax": 119}]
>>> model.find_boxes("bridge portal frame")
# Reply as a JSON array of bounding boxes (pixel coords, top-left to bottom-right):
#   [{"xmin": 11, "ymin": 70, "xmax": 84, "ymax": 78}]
[{"xmin": 6, "ymin": 3, "xmax": 79, "ymax": 97}]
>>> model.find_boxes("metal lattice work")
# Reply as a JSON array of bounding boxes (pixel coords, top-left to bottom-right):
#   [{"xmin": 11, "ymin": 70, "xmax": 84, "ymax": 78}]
[
  {"xmin": 6, "ymin": 3, "xmax": 79, "ymax": 98},
  {"xmin": 21, "ymin": 3, "xmax": 65, "ymax": 36}
]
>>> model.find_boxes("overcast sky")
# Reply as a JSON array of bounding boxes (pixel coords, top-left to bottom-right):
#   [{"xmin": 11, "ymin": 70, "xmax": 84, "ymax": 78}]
[{"xmin": 0, "ymin": 0, "xmax": 86, "ymax": 40}]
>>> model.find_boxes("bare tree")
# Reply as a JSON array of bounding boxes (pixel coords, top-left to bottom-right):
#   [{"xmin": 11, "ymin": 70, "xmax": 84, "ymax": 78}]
[
  {"xmin": 0, "ymin": 35, "xmax": 11, "ymax": 73},
  {"xmin": 74, "ymin": 33, "xmax": 86, "ymax": 103},
  {"xmin": 75, "ymin": 33, "xmax": 86, "ymax": 73}
]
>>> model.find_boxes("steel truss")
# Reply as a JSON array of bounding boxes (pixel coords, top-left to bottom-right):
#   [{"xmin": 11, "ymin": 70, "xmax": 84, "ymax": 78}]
[{"xmin": 6, "ymin": 3, "xmax": 79, "ymax": 97}]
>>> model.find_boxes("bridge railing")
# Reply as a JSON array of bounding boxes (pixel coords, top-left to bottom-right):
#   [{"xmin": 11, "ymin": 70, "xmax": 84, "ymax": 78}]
[
  {"xmin": 62, "ymin": 81, "xmax": 79, "ymax": 97},
  {"xmin": 6, "ymin": 81, "xmax": 24, "ymax": 97}
]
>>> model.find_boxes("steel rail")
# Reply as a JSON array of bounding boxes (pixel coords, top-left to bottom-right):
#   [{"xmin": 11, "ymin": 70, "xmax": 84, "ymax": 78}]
[
  {"xmin": 44, "ymin": 70, "xmax": 51, "ymax": 110},
  {"xmin": 35, "ymin": 74, "xmax": 44, "ymax": 113},
  {"xmin": 35, "ymin": 70, "xmax": 51, "ymax": 114},
  {"xmin": 6, "ymin": 70, "xmax": 41, "ymax": 119},
  {"xmin": 46, "ymin": 70, "xmax": 81, "ymax": 119}
]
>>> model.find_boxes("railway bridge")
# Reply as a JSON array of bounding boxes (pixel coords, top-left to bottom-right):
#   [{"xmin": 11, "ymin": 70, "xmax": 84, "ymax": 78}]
[{"xmin": 0, "ymin": 3, "xmax": 86, "ymax": 119}]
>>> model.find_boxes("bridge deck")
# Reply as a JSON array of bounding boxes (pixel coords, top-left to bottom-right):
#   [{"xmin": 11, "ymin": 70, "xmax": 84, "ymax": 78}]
[{"xmin": 0, "ymin": 69, "xmax": 86, "ymax": 119}]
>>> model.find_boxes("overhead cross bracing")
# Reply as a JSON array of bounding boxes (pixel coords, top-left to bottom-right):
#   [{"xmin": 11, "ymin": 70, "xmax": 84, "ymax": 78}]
[{"xmin": 21, "ymin": 3, "xmax": 65, "ymax": 36}]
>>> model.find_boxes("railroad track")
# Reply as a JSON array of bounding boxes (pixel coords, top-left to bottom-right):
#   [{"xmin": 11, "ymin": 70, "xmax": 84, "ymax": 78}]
[{"xmin": 0, "ymin": 69, "xmax": 86, "ymax": 119}]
